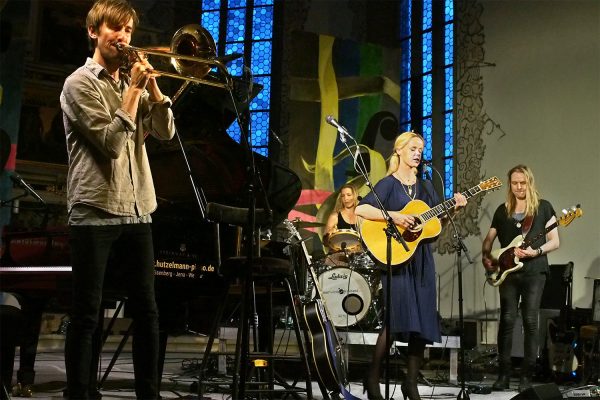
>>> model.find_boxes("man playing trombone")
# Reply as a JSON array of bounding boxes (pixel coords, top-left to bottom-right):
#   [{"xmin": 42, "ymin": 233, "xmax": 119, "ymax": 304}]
[{"xmin": 60, "ymin": 0, "xmax": 175, "ymax": 398}]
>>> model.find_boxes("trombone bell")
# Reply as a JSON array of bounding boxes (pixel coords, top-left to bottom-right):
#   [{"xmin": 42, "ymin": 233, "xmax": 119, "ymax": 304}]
[{"xmin": 170, "ymin": 24, "xmax": 216, "ymax": 79}]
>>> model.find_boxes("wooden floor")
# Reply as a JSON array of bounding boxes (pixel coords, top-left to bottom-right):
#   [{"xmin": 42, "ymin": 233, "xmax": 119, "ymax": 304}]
[{"xmin": 7, "ymin": 350, "xmax": 597, "ymax": 400}]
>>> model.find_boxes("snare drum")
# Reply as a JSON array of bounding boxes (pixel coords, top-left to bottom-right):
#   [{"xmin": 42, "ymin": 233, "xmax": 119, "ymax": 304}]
[
  {"xmin": 313, "ymin": 267, "xmax": 372, "ymax": 327},
  {"xmin": 325, "ymin": 229, "xmax": 362, "ymax": 253}
]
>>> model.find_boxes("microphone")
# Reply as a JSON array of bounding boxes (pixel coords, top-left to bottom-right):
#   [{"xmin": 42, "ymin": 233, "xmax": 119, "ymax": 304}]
[
  {"xmin": 325, "ymin": 115, "xmax": 350, "ymax": 142},
  {"xmin": 10, "ymin": 174, "xmax": 46, "ymax": 205},
  {"xmin": 421, "ymin": 159, "xmax": 433, "ymax": 166}
]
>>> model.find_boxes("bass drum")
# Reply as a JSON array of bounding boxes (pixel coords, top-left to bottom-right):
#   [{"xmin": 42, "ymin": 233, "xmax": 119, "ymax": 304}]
[{"xmin": 313, "ymin": 267, "xmax": 372, "ymax": 327}]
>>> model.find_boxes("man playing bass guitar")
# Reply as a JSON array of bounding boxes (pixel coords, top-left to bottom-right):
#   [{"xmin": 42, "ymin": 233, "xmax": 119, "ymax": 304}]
[{"xmin": 481, "ymin": 164, "xmax": 560, "ymax": 393}]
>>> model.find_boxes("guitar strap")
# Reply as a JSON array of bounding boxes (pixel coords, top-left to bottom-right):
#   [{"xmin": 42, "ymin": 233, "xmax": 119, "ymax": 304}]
[{"xmin": 323, "ymin": 320, "xmax": 361, "ymax": 400}]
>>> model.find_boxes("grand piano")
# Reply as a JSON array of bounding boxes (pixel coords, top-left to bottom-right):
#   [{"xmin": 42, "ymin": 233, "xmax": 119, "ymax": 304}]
[{"xmin": 0, "ymin": 76, "xmax": 302, "ymax": 388}]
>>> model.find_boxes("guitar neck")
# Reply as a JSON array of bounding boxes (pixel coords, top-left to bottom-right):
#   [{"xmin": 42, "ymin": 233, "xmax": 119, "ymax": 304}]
[
  {"xmin": 299, "ymin": 237, "xmax": 320, "ymax": 290},
  {"xmin": 521, "ymin": 221, "xmax": 559, "ymax": 249},
  {"xmin": 420, "ymin": 186, "xmax": 480, "ymax": 222}
]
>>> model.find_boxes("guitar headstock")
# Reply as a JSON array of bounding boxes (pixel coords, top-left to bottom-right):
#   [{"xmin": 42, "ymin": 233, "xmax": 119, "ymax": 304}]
[
  {"xmin": 558, "ymin": 204, "xmax": 583, "ymax": 227},
  {"xmin": 478, "ymin": 176, "xmax": 502, "ymax": 192},
  {"xmin": 282, "ymin": 218, "xmax": 300, "ymax": 238}
]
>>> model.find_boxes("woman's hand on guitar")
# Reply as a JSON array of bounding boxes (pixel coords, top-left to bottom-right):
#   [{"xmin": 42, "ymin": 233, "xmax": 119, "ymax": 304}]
[
  {"xmin": 391, "ymin": 212, "xmax": 415, "ymax": 229},
  {"xmin": 453, "ymin": 193, "xmax": 467, "ymax": 210}
]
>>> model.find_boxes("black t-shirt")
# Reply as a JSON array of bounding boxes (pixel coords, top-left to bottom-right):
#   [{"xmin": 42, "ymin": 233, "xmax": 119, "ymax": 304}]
[
  {"xmin": 336, "ymin": 211, "xmax": 357, "ymax": 231},
  {"xmin": 490, "ymin": 199, "xmax": 556, "ymax": 275}
]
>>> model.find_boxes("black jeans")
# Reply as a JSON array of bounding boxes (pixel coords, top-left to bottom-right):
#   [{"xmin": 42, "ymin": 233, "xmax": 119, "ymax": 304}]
[
  {"xmin": 65, "ymin": 224, "xmax": 159, "ymax": 399},
  {"xmin": 497, "ymin": 271, "xmax": 546, "ymax": 376}
]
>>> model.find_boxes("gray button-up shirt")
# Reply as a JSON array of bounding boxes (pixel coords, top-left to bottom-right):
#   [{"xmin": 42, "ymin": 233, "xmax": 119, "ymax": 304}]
[{"xmin": 60, "ymin": 58, "xmax": 175, "ymax": 222}]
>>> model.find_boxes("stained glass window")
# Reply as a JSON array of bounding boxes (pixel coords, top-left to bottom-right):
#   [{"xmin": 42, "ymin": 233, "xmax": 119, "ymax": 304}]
[
  {"xmin": 401, "ymin": 0, "xmax": 454, "ymax": 198},
  {"xmin": 201, "ymin": 0, "xmax": 274, "ymax": 156}
]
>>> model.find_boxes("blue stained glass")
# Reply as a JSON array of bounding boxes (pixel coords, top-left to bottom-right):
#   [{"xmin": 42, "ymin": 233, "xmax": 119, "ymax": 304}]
[
  {"xmin": 423, "ymin": 0, "xmax": 432, "ymax": 31},
  {"xmin": 445, "ymin": 112, "xmax": 453, "ymax": 157},
  {"xmin": 400, "ymin": 80, "xmax": 411, "ymax": 124},
  {"xmin": 423, "ymin": 32, "xmax": 432, "ymax": 72},
  {"xmin": 445, "ymin": 0, "xmax": 454, "ymax": 21},
  {"xmin": 422, "ymin": 118, "xmax": 432, "ymax": 161},
  {"xmin": 445, "ymin": 67, "xmax": 453, "ymax": 110},
  {"xmin": 400, "ymin": 123, "xmax": 411, "ymax": 133},
  {"xmin": 422, "ymin": 74, "xmax": 432, "ymax": 117},
  {"xmin": 202, "ymin": 0, "xmax": 220, "ymax": 11},
  {"xmin": 228, "ymin": 0, "xmax": 246, "ymax": 7},
  {"xmin": 444, "ymin": 158, "xmax": 453, "ymax": 198},
  {"xmin": 252, "ymin": 7, "xmax": 273, "ymax": 40},
  {"xmin": 400, "ymin": 0, "xmax": 412, "ymax": 39},
  {"xmin": 401, "ymin": 38, "xmax": 411, "ymax": 80},
  {"xmin": 254, "ymin": 0, "xmax": 274, "ymax": 5},
  {"xmin": 201, "ymin": 12, "xmax": 220, "ymax": 43},
  {"xmin": 227, "ymin": 119, "xmax": 242, "ymax": 143},
  {"xmin": 224, "ymin": 43, "xmax": 244, "ymax": 76},
  {"xmin": 254, "ymin": 147, "xmax": 268, "ymax": 157},
  {"xmin": 251, "ymin": 41, "xmax": 272, "ymax": 75},
  {"xmin": 226, "ymin": 9, "xmax": 246, "ymax": 42},
  {"xmin": 250, "ymin": 75, "xmax": 271, "ymax": 110},
  {"xmin": 445, "ymin": 23, "xmax": 454, "ymax": 65},
  {"xmin": 251, "ymin": 111, "xmax": 270, "ymax": 148}
]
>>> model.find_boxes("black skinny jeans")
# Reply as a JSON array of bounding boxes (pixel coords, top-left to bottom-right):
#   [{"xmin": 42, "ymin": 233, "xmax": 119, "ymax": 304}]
[
  {"xmin": 497, "ymin": 271, "xmax": 546, "ymax": 375},
  {"xmin": 65, "ymin": 224, "xmax": 159, "ymax": 399}
]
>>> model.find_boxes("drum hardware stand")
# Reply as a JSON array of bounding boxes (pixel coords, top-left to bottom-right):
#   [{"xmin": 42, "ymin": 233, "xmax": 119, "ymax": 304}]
[
  {"xmin": 326, "ymin": 116, "xmax": 409, "ymax": 400},
  {"xmin": 426, "ymin": 164, "xmax": 474, "ymax": 400}
]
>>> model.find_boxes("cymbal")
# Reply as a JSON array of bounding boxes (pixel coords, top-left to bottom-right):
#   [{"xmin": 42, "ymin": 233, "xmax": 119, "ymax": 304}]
[{"xmin": 292, "ymin": 219, "xmax": 325, "ymax": 228}]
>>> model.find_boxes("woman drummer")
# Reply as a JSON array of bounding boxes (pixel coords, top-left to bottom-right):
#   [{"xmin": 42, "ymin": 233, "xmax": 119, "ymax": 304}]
[{"xmin": 324, "ymin": 183, "xmax": 359, "ymax": 240}]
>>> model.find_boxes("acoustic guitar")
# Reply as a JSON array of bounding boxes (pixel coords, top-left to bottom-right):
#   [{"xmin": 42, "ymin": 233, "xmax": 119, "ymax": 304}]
[
  {"xmin": 282, "ymin": 219, "xmax": 357, "ymax": 399},
  {"xmin": 358, "ymin": 177, "xmax": 502, "ymax": 267},
  {"xmin": 486, "ymin": 205, "xmax": 582, "ymax": 287}
]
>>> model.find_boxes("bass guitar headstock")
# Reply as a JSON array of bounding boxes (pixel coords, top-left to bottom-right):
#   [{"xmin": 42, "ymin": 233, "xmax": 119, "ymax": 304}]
[{"xmin": 558, "ymin": 204, "xmax": 583, "ymax": 227}]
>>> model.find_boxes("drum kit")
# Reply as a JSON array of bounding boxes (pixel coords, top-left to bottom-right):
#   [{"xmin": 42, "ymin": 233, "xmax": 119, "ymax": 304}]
[{"xmin": 307, "ymin": 228, "xmax": 383, "ymax": 330}]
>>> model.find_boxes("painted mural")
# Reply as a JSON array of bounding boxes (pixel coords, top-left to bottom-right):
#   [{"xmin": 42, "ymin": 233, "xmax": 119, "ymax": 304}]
[{"xmin": 287, "ymin": 31, "xmax": 401, "ymax": 240}]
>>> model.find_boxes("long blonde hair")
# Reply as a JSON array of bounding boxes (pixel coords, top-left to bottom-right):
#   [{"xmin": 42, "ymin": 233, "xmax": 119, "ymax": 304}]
[
  {"xmin": 505, "ymin": 164, "xmax": 540, "ymax": 217},
  {"xmin": 333, "ymin": 184, "xmax": 358, "ymax": 213},
  {"xmin": 386, "ymin": 131, "xmax": 425, "ymax": 176}
]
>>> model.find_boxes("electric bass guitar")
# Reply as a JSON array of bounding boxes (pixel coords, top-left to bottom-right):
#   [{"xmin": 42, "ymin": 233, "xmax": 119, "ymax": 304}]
[
  {"xmin": 359, "ymin": 177, "xmax": 502, "ymax": 266},
  {"xmin": 485, "ymin": 204, "xmax": 582, "ymax": 287},
  {"xmin": 282, "ymin": 219, "xmax": 357, "ymax": 399}
]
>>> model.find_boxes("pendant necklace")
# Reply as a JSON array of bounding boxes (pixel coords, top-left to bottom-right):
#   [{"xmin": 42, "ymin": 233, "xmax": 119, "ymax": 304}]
[
  {"xmin": 401, "ymin": 180, "xmax": 416, "ymax": 200},
  {"xmin": 396, "ymin": 172, "xmax": 416, "ymax": 199},
  {"xmin": 513, "ymin": 212, "xmax": 525, "ymax": 229}
]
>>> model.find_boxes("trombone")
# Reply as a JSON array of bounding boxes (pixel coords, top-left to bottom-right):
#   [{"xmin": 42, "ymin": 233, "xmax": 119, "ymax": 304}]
[{"xmin": 117, "ymin": 24, "xmax": 233, "ymax": 90}]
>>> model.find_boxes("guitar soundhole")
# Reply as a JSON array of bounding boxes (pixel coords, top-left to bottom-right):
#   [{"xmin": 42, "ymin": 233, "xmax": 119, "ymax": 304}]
[{"xmin": 402, "ymin": 217, "xmax": 423, "ymax": 242}]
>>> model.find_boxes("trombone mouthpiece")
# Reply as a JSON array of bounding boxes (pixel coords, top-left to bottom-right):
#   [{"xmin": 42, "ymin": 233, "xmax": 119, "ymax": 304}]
[{"xmin": 115, "ymin": 42, "xmax": 127, "ymax": 51}]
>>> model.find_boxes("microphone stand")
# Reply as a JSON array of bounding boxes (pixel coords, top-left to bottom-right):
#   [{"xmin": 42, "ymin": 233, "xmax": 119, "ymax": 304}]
[
  {"xmin": 332, "ymin": 123, "xmax": 409, "ymax": 400},
  {"xmin": 224, "ymin": 76, "xmax": 273, "ymax": 400},
  {"xmin": 427, "ymin": 164, "xmax": 473, "ymax": 400}
]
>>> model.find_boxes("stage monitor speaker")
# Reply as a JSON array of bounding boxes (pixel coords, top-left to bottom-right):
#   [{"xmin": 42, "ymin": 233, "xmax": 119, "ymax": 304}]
[{"xmin": 510, "ymin": 383, "xmax": 562, "ymax": 400}]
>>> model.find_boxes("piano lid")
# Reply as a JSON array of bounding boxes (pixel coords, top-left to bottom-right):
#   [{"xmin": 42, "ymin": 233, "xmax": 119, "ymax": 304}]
[{"xmin": 149, "ymin": 77, "xmax": 301, "ymax": 227}]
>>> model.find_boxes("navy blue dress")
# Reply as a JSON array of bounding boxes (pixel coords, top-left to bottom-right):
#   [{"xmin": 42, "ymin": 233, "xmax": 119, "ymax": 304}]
[{"xmin": 359, "ymin": 175, "xmax": 441, "ymax": 343}]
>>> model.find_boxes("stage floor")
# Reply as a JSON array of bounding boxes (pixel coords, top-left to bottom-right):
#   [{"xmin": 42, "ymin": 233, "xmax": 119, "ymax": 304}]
[{"xmin": 7, "ymin": 351, "xmax": 596, "ymax": 400}]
